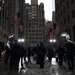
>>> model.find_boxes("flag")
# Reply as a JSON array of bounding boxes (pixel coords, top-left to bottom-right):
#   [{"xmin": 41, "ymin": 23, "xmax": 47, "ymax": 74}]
[
  {"xmin": 52, "ymin": 22, "xmax": 60, "ymax": 38},
  {"xmin": 13, "ymin": 12, "xmax": 21, "ymax": 27},
  {"xmin": 49, "ymin": 28, "xmax": 53, "ymax": 39},
  {"xmin": 19, "ymin": 25, "xmax": 23, "ymax": 32},
  {"xmin": 19, "ymin": 20, "xmax": 23, "ymax": 32}
]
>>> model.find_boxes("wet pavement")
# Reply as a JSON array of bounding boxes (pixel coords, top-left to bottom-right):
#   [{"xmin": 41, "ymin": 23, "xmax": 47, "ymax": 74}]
[{"xmin": 0, "ymin": 57, "xmax": 75, "ymax": 75}]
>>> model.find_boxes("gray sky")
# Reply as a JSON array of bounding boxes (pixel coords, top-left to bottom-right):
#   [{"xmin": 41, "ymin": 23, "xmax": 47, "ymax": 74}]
[{"xmin": 26, "ymin": 0, "xmax": 55, "ymax": 21}]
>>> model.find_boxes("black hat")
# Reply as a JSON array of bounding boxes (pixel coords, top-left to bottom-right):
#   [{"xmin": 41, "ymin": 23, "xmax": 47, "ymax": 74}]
[{"xmin": 8, "ymin": 35, "xmax": 15, "ymax": 41}]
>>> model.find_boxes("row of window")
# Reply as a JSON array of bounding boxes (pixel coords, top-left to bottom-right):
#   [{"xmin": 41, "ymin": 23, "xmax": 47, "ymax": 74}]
[
  {"xmin": 28, "ymin": 37, "xmax": 43, "ymax": 39},
  {"xmin": 60, "ymin": 10, "xmax": 75, "ymax": 26},
  {"xmin": 56, "ymin": 0, "xmax": 74, "ymax": 12},
  {"xmin": 26, "ymin": 34, "xmax": 44, "ymax": 36},
  {"xmin": 25, "ymin": 26, "xmax": 44, "ymax": 28},
  {"xmin": 58, "ymin": 9, "xmax": 75, "ymax": 20},
  {"xmin": 27, "ymin": 41, "xmax": 42, "ymax": 43},
  {"xmin": 26, "ymin": 30, "xmax": 44, "ymax": 32},
  {"xmin": 25, "ymin": 24, "xmax": 44, "ymax": 27},
  {"xmin": 26, "ymin": 5, "xmax": 44, "ymax": 9},
  {"xmin": 25, "ymin": 19, "xmax": 44, "ymax": 22}
]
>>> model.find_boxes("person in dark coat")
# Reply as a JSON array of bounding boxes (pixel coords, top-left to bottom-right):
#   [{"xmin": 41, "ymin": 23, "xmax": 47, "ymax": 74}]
[
  {"xmin": 64, "ymin": 40, "xmax": 75, "ymax": 70},
  {"xmin": 47, "ymin": 46, "xmax": 53, "ymax": 63},
  {"xmin": 32, "ymin": 46, "xmax": 36, "ymax": 61},
  {"xmin": 38, "ymin": 42, "xmax": 46, "ymax": 68},
  {"xmin": 57, "ymin": 44, "xmax": 65, "ymax": 65},
  {"xmin": 35, "ymin": 44, "xmax": 39, "ymax": 64},
  {"xmin": 4, "ymin": 41, "xmax": 11, "ymax": 64},
  {"xmin": 4, "ymin": 39, "xmax": 11, "ymax": 64},
  {"xmin": 27, "ymin": 44, "xmax": 32, "ymax": 62},
  {"xmin": 10, "ymin": 39, "xmax": 21, "ymax": 70}
]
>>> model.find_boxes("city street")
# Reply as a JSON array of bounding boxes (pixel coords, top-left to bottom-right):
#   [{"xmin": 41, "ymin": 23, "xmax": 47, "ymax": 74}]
[
  {"xmin": 0, "ymin": 0, "xmax": 75, "ymax": 75},
  {"xmin": 0, "ymin": 57, "xmax": 75, "ymax": 75}
]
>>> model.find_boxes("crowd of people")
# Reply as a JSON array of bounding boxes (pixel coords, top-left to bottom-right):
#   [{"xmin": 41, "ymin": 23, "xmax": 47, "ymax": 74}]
[{"xmin": 0, "ymin": 35, "xmax": 75, "ymax": 72}]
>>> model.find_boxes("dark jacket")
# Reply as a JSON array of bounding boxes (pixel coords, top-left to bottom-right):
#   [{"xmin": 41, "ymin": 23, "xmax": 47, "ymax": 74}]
[
  {"xmin": 38, "ymin": 45, "xmax": 46, "ymax": 57},
  {"xmin": 64, "ymin": 42, "xmax": 75, "ymax": 56},
  {"xmin": 57, "ymin": 45, "xmax": 65, "ymax": 57},
  {"xmin": 47, "ymin": 48, "xmax": 53, "ymax": 56},
  {"xmin": 10, "ymin": 42, "xmax": 23, "ymax": 57}
]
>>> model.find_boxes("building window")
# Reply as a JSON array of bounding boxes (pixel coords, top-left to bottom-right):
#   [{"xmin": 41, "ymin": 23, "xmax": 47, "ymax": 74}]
[
  {"xmin": 32, "ymin": 30, "xmax": 35, "ymax": 32},
  {"xmin": 60, "ymin": 1, "xmax": 62, "ymax": 6},
  {"xmin": 61, "ymin": 10, "xmax": 62, "ymax": 16},
  {"xmin": 39, "ymin": 37, "xmax": 42, "ymax": 39},
  {"xmin": 58, "ymin": 13, "xmax": 60, "ymax": 19},
  {"xmin": 32, "ymin": 41, "xmax": 35, "ymax": 43},
  {"xmin": 72, "ymin": 10, "xmax": 75, "ymax": 18},
  {"xmin": 36, "ymin": 37, "xmax": 38, "ymax": 39},
  {"xmin": 29, "ymin": 34, "xmax": 31, "ymax": 36},
  {"xmin": 36, "ymin": 34, "xmax": 38, "ymax": 36},
  {"xmin": 39, "ymin": 30, "xmax": 42, "ymax": 32},
  {"xmin": 64, "ymin": 18, "xmax": 66, "ymax": 24},
  {"xmin": 39, "ymin": 34, "xmax": 42, "ymax": 36},
  {"xmin": 71, "ymin": 0, "xmax": 74, "ymax": 4},
  {"xmin": 67, "ymin": 2, "xmax": 69, "ymax": 9},
  {"xmin": 29, "ymin": 30, "xmax": 31, "ymax": 32},
  {"xmin": 63, "ymin": 7, "xmax": 65, "ymax": 13},
  {"xmin": 58, "ymin": 4, "xmax": 59, "ymax": 9},
  {"xmin": 56, "ymin": 7, "xmax": 57, "ymax": 12},
  {"xmin": 28, "ymin": 37, "xmax": 31, "ymax": 39},
  {"xmin": 29, "ymin": 41, "xmax": 31, "ymax": 43},
  {"xmin": 67, "ymin": 14, "xmax": 70, "ymax": 22},
  {"xmin": 61, "ymin": 21, "xmax": 63, "ymax": 26},
  {"xmin": 63, "ymin": 0, "xmax": 65, "ymax": 2}
]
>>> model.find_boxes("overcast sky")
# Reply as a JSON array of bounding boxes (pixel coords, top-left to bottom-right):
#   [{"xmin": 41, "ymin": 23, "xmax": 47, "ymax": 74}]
[{"xmin": 26, "ymin": 0, "xmax": 55, "ymax": 21}]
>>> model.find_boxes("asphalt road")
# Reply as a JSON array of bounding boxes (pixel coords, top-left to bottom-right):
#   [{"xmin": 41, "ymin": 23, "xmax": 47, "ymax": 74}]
[{"xmin": 0, "ymin": 57, "xmax": 75, "ymax": 75}]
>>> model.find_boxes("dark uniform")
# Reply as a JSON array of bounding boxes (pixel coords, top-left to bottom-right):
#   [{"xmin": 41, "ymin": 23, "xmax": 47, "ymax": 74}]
[
  {"xmin": 27, "ymin": 45, "xmax": 32, "ymax": 62},
  {"xmin": 57, "ymin": 45, "xmax": 65, "ymax": 65},
  {"xmin": 4, "ymin": 44, "xmax": 11, "ymax": 64},
  {"xmin": 38, "ymin": 43, "xmax": 46, "ymax": 68},
  {"xmin": 35, "ymin": 44, "xmax": 39, "ymax": 64},
  {"xmin": 10, "ymin": 40, "xmax": 21, "ymax": 70},
  {"xmin": 32, "ymin": 47, "xmax": 36, "ymax": 61},
  {"xmin": 64, "ymin": 41, "xmax": 75, "ymax": 70},
  {"xmin": 47, "ymin": 47, "xmax": 53, "ymax": 63}
]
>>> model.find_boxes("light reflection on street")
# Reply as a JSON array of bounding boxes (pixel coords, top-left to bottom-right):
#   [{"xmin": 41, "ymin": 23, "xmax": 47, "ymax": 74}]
[
  {"xmin": 18, "ymin": 57, "xmax": 27, "ymax": 73},
  {"xmin": 26, "ymin": 57, "xmax": 28, "ymax": 62},
  {"xmin": 51, "ymin": 58, "xmax": 57, "ymax": 65}
]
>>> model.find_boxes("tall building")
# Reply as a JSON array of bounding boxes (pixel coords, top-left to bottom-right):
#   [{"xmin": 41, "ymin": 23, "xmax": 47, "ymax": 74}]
[
  {"xmin": 45, "ymin": 21, "xmax": 52, "ymax": 46},
  {"xmin": 0, "ymin": 0, "xmax": 18, "ymax": 48},
  {"xmin": 31, "ymin": 0, "xmax": 38, "ymax": 4},
  {"xmin": 55, "ymin": 0, "xmax": 75, "ymax": 41},
  {"xmin": 18, "ymin": 0, "xmax": 25, "ymax": 39},
  {"xmin": 24, "ymin": 0, "xmax": 45, "ymax": 46},
  {"xmin": 18, "ymin": 0, "xmax": 25, "ymax": 21},
  {"xmin": 52, "ymin": 11, "xmax": 56, "ymax": 22}
]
